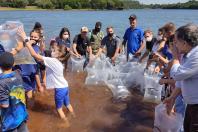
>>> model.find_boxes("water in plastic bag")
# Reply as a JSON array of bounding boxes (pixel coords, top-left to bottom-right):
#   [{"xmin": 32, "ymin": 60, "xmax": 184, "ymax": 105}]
[
  {"xmin": 0, "ymin": 21, "xmax": 36, "ymax": 65},
  {"xmin": 143, "ymin": 75, "xmax": 162, "ymax": 103},
  {"xmin": 68, "ymin": 56, "xmax": 85, "ymax": 72},
  {"xmin": 106, "ymin": 79, "xmax": 131, "ymax": 100},
  {"xmin": 85, "ymin": 69, "xmax": 108, "ymax": 85},
  {"xmin": 154, "ymin": 103, "xmax": 183, "ymax": 132}
]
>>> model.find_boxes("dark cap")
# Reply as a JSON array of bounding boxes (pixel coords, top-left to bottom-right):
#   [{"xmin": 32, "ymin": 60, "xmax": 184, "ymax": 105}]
[
  {"xmin": 0, "ymin": 52, "xmax": 14, "ymax": 69},
  {"xmin": 129, "ymin": 14, "xmax": 137, "ymax": 20}
]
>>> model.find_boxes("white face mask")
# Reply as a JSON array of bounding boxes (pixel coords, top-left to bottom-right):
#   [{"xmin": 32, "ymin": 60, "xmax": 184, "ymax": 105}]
[
  {"xmin": 146, "ymin": 36, "xmax": 153, "ymax": 42},
  {"xmin": 63, "ymin": 34, "xmax": 69, "ymax": 40},
  {"xmin": 157, "ymin": 35, "xmax": 163, "ymax": 41},
  {"xmin": 51, "ymin": 50, "xmax": 59, "ymax": 58}
]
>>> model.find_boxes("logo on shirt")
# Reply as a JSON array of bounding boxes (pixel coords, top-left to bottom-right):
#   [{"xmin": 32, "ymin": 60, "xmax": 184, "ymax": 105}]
[{"xmin": 10, "ymin": 86, "xmax": 26, "ymax": 105}]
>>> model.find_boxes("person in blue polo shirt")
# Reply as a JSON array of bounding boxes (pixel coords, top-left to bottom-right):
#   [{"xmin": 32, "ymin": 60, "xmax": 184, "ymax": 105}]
[{"xmin": 122, "ymin": 14, "xmax": 144, "ymax": 61}]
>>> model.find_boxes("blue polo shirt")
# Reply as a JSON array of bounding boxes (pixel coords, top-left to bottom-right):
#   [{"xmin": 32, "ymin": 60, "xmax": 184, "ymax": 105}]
[{"xmin": 123, "ymin": 27, "xmax": 144, "ymax": 54}]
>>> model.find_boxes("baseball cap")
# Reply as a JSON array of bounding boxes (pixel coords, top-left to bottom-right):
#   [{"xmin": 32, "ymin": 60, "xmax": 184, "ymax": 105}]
[
  {"xmin": 81, "ymin": 26, "xmax": 89, "ymax": 33},
  {"xmin": 0, "ymin": 52, "xmax": 14, "ymax": 69},
  {"xmin": 129, "ymin": 14, "xmax": 137, "ymax": 20}
]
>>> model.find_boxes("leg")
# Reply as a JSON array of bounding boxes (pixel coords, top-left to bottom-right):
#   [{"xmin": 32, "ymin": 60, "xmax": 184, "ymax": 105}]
[
  {"xmin": 184, "ymin": 105, "xmax": 191, "ymax": 132},
  {"xmin": 63, "ymin": 88, "xmax": 75, "ymax": 117},
  {"xmin": 17, "ymin": 122, "xmax": 29, "ymax": 132},
  {"xmin": 189, "ymin": 105, "xmax": 198, "ymax": 132},
  {"xmin": 54, "ymin": 88, "xmax": 67, "ymax": 119},
  {"xmin": 57, "ymin": 107, "xmax": 66, "ymax": 119}
]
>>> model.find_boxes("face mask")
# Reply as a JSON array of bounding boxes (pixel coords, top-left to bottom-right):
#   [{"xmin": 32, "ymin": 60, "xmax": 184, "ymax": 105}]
[
  {"xmin": 51, "ymin": 51, "xmax": 59, "ymax": 58},
  {"xmin": 63, "ymin": 34, "xmax": 69, "ymax": 40},
  {"xmin": 146, "ymin": 36, "xmax": 152, "ymax": 42},
  {"xmin": 30, "ymin": 39, "xmax": 39, "ymax": 45},
  {"xmin": 95, "ymin": 27, "xmax": 101, "ymax": 32},
  {"xmin": 108, "ymin": 33, "xmax": 114, "ymax": 37},
  {"xmin": 157, "ymin": 35, "xmax": 163, "ymax": 41}
]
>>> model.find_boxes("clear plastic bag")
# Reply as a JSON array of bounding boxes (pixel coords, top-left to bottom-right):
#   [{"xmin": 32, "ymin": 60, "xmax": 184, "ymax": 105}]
[
  {"xmin": 0, "ymin": 21, "xmax": 35, "ymax": 64},
  {"xmin": 68, "ymin": 56, "xmax": 85, "ymax": 72},
  {"xmin": 106, "ymin": 79, "xmax": 131, "ymax": 100},
  {"xmin": 143, "ymin": 75, "xmax": 162, "ymax": 103},
  {"xmin": 154, "ymin": 103, "xmax": 183, "ymax": 132},
  {"xmin": 85, "ymin": 69, "xmax": 108, "ymax": 85}
]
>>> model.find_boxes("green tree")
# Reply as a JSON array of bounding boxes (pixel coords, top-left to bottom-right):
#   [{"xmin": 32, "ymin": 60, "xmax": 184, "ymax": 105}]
[
  {"xmin": 35, "ymin": 0, "xmax": 54, "ymax": 9},
  {"xmin": 64, "ymin": 5, "xmax": 72, "ymax": 10}
]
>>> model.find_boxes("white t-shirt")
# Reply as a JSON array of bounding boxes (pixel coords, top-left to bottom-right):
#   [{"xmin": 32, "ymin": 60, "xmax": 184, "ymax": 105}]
[{"xmin": 43, "ymin": 57, "xmax": 68, "ymax": 89}]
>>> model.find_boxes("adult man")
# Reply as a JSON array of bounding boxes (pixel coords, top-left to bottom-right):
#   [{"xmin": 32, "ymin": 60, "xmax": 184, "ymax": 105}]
[
  {"xmin": 164, "ymin": 24, "xmax": 198, "ymax": 132},
  {"xmin": 72, "ymin": 26, "xmax": 92, "ymax": 58},
  {"xmin": 122, "ymin": 14, "xmax": 144, "ymax": 61},
  {"xmin": 90, "ymin": 22, "xmax": 104, "ymax": 55},
  {"xmin": 96, "ymin": 26, "xmax": 120, "ymax": 64},
  {"xmin": 139, "ymin": 29, "xmax": 157, "ymax": 63}
]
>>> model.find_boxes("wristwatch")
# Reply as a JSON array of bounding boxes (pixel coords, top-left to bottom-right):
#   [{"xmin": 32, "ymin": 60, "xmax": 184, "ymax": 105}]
[
  {"xmin": 23, "ymin": 38, "xmax": 29, "ymax": 47},
  {"xmin": 24, "ymin": 38, "xmax": 29, "ymax": 43}
]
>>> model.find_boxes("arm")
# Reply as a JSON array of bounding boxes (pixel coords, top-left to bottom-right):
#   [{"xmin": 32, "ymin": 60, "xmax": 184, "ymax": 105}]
[
  {"xmin": 26, "ymin": 42, "xmax": 44, "ymax": 62},
  {"xmin": 96, "ymin": 38, "xmax": 105, "ymax": 57},
  {"xmin": 136, "ymin": 40, "xmax": 145, "ymax": 54},
  {"xmin": 154, "ymin": 52, "xmax": 169, "ymax": 64},
  {"xmin": 0, "ymin": 85, "xmax": 9, "ymax": 108},
  {"xmin": 171, "ymin": 53, "xmax": 198, "ymax": 81},
  {"xmin": 72, "ymin": 43, "xmax": 81, "ymax": 57},
  {"xmin": 112, "ymin": 37, "xmax": 121, "ymax": 59},
  {"xmin": 139, "ymin": 50, "xmax": 149, "ymax": 63},
  {"xmin": 157, "ymin": 40, "xmax": 165, "ymax": 52},
  {"xmin": 10, "ymin": 41, "xmax": 24, "ymax": 55}
]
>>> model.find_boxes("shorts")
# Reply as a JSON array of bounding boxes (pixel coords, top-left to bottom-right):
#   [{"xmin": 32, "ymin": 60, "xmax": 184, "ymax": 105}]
[
  {"xmin": 6, "ymin": 121, "xmax": 29, "ymax": 132},
  {"xmin": 22, "ymin": 74, "xmax": 36, "ymax": 92},
  {"xmin": 54, "ymin": 87, "xmax": 70, "ymax": 109}
]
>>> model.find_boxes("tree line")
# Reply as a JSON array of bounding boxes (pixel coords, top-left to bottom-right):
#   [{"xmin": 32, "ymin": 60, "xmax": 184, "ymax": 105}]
[
  {"xmin": 0, "ymin": 0, "xmax": 142, "ymax": 9},
  {"xmin": 0, "ymin": 0, "xmax": 198, "ymax": 10}
]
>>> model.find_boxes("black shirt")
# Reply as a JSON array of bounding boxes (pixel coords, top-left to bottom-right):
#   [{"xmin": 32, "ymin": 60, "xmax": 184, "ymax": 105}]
[
  {"xmin": 73, "ymin": 34, "xmax": 90, "ymax": 56},
  {"xmin": 146, "ymin": 37, "xmax": 157, "ymax": 52}
]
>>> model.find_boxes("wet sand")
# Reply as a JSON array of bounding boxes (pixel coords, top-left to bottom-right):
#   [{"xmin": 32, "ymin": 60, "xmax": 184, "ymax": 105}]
[{"xmin": 28, "ymin": 72, "xmax": 156, "ymax": 132}]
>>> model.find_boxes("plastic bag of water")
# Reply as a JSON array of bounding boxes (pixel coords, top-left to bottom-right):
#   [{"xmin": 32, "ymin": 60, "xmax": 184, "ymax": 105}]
[
  {"xmin": 68, "ymin": 56, "xmax": 85, "ymax": 72},
  {"xmin": 85, "ymin": 69, "xmax": 109, "ymax": 85},
  {"xmin": 154, "ymin": 103, "xmax": 183, "ymax": 132},
  {"xmin": 0, "ymin": 21, "xmax": 36, "ymax": 65},
  {"xmin": 106, "ymin": 79, "xmax": 131, "ymax": 100},
  {"xmin": 143, "ymin": 75, "xmax": 162, "ymax": 103}
]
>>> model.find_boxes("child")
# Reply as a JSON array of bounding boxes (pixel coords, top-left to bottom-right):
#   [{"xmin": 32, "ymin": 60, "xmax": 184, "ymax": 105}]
[
  {"xmin": 0, "ymin": 52, "xmax": 28, "ymax": 132},
  {"xmin": 18, "ymin": 28, "xmax": 75, "ymax": 121},
  {"xmin": 14, "ymin": 29, "xmax": 44, "ymax": 101}
]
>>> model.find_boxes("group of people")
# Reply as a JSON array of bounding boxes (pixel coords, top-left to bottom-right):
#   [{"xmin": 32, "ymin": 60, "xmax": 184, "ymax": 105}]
[{"xmin": 0, "ymin": 13, "xmax": 198, "ymax": 132}]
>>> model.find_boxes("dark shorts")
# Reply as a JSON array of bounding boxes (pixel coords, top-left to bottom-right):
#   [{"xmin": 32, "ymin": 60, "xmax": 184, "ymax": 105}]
[
  {"xmin": 184, "ymin": 104, "xmax": 198, "ymax": 132},
  {"xmin": 22, "ymin": 74, "xmax": 36, "ymax": 92},
  {"xmin": 54, "ymin": 88, "xmax": 70, "ymax": 109},
  {"xmin": 6, "ymin": 122, "xmax": 29, "ymax": 132}
]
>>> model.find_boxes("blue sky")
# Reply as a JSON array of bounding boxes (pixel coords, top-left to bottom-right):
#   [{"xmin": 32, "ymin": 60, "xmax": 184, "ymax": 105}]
[{"xmin": 138, "ymin": 0, "xmax": 189, "ymax": 4}]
